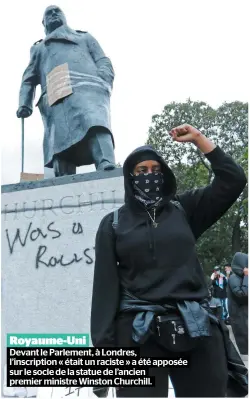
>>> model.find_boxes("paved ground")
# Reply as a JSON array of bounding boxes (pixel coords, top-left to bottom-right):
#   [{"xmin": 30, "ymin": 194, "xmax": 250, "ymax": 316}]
[{"xmin": 228, "ymin": 325, "xmax": 248, "ymax": 368}]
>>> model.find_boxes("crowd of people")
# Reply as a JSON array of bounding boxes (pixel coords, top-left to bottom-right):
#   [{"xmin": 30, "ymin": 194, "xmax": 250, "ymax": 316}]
[
  {"xmin": 208, "ymin": 264, "xmax": 232, "ymax": 324},
  {"xmin": 208, "ymin": 253, "xmax": 248, "ymax": 357}
]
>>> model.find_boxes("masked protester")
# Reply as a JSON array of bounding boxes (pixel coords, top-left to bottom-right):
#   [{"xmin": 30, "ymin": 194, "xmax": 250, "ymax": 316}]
[
  {"xmin": 228, "ymin": 252, "xmax": 248, "ymax": 356},
  {"xmin": 91, "ymin": 124, "xmax": 247, "ymax": 397}
]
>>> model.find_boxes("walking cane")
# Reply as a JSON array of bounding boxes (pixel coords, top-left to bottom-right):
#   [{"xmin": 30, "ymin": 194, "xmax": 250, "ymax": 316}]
[{"xmin": 21, "ymin": 118, "xmax": 24, "ymax": 173}]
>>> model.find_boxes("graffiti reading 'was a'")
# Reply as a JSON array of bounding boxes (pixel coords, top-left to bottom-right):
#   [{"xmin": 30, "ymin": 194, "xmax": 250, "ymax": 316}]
[
  {"xmin": 5, "ymin": 222, "xmax": 61, "ymax": 255},
  {"xmin": 5, "ymin": 221, "xmax": 84, "ymax": 255},
  {"xmin": 72, "ymin": 223, "xmax": 83, "ymax": 235},
  {"xmin": 4, "ymin": 221, "xmax": 92, "ymax": 269}
]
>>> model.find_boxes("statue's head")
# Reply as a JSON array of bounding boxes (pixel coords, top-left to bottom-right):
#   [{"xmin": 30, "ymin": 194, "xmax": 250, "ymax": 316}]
[{"xmin": 42, "ymin": 5, "xmax": 67, "ymax": 34}]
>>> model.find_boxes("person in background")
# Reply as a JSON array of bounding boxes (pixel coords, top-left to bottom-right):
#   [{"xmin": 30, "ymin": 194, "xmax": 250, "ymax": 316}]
[
  {"xmin": 206, "ymin": 276, "xmax": 223, "ymax": 321},
  {"xmin": 225, "ymin": 264, "xmax": 233, "ymax": 279},
  {"xmin": 212, "ymin": 266, "xmax": 230, "ymax": 324},
  {"xmin": 211, "ymin": 266, "xmax": 226, "ymax": 280},
  {"xmin": 228, "ymin": 252, "xmax": 248, "ymax": 357},
  {"xmin": 224, "ymin": 263, "xmax": 233, "ymax": 323}
]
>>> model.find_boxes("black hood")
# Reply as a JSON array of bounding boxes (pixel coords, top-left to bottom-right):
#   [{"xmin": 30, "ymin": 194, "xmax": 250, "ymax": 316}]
[
  {"xmin": 123, "ymin": 145, "xmax": 177, "ymax": 210},
  {"xmin": 231, "ymin": 252, "xmax": 248, "ymax": 277}
]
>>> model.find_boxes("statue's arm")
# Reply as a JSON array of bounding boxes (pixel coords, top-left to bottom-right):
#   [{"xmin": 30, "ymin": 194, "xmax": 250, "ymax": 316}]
[
  {"xmin": 18, "ymin": 45, "xmax": 40, "ymax": 115},
  {"xmin": 86, "ymin": 33, "xmax": 115, "ymax": 88}
]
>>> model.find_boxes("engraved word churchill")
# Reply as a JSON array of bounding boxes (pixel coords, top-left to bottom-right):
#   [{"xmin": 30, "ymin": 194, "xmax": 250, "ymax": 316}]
[{"xmin": 2, "ymin": 189, "xmax": 123, "ymax": 222}]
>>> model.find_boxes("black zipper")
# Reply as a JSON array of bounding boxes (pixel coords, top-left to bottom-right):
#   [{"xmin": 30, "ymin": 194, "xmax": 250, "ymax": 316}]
[
  {"xmin": 146, "ymin": 219, "xmax": 153, "ymax": 250},
  {"xmin": 146, "ymin": 209, "xmax": 157, "ymax": 260}
]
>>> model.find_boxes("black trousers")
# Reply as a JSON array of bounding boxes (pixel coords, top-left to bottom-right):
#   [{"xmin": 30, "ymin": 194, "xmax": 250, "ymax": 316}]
[
  {"xmin": 115, "ymin": 313, "xmax": 228, "ymax": 397},
  {"xmin": 53, "ymin": 128, "xmax": 115, "ymax": 177}
]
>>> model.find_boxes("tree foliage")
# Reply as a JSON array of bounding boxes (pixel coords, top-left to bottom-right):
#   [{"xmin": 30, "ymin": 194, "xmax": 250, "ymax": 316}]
[{"xmin": 147, "ymin": 99, "xmax": 248, "ymax": 274}]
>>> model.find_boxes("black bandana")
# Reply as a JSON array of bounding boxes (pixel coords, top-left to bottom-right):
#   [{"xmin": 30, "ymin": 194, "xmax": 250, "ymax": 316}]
[{"xmin": 132, "ymin": 172, "xmax": 164, "ymax": 207}]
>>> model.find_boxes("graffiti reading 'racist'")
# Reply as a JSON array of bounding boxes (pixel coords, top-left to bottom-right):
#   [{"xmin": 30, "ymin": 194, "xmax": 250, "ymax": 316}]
[{"xmin": 35, "ymin": 246, "xmax": 94, "ymax": 268}]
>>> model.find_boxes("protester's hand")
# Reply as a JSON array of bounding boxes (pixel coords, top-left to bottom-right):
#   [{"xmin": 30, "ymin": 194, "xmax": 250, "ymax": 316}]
[
  {"xmin": 169, "ymin": 124, "xmax": 202, "ymax": 144},
  {"xmin": 16, "ymin": 106, "xmax": 32, "ymax": 118},
  {"xmin": 243, "ymin": 268, "xmax": 248, "ymax": 276}
]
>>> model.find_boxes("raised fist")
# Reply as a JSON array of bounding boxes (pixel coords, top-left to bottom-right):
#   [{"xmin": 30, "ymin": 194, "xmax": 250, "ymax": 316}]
[
  {"xmin": 16, "ymin": 106, "xmax": 32, "ymax": 118},
  {"xmin": 169, "ymin": 124, "xmax": 202, "ymax": 144}
]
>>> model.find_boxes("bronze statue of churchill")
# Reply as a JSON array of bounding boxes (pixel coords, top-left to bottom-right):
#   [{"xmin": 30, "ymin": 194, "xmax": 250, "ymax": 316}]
[{"xmin": 17, "ymin": 5, "xmax": 116, "ymax": 176}]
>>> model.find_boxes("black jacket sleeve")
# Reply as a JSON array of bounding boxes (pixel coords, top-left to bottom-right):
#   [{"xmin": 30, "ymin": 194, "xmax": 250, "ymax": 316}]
[
  {"xmin": 229, "ymin": 275, "xmax": 248, "ymax": 298},
  {"xmin": 176, "ymin": 146, "xmax": 247, "ymax": 239},
  {"xmin": 90, "ymin": 213, "xmax": 120, "ymax": 347}
]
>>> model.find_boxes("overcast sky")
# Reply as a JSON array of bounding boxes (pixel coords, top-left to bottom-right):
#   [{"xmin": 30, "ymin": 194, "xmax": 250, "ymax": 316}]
[{"xmin": 1, "ymin": 0, "xmax": 248, "ymax": 185}]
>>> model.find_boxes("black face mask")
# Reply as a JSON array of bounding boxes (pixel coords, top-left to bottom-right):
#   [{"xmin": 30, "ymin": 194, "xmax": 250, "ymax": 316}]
[{"xmin": 132, "ymin": 172, "xmax": 164, "ymax": 204}]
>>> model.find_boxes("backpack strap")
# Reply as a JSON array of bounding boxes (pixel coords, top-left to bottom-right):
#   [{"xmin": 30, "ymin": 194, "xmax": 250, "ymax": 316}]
[
  {"xmin": 112, "ymin": 209, "xmax": 119, "ymax": 230},
  {"xmin": 171, "ymin": 200, "xmax": 186, "ymax": 216}
]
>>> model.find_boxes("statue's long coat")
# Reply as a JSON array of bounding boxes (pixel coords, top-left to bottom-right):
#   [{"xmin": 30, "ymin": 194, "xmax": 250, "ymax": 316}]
[{"xmin": 18, "ymin": 25, "xmax": 115, "ymax": 167}]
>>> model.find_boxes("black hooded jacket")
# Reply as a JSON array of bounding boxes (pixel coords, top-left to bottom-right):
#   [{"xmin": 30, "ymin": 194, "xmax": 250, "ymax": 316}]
[{"xmin": 91, "ymin": 145, "xmax": 246, "ymax": 347}]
